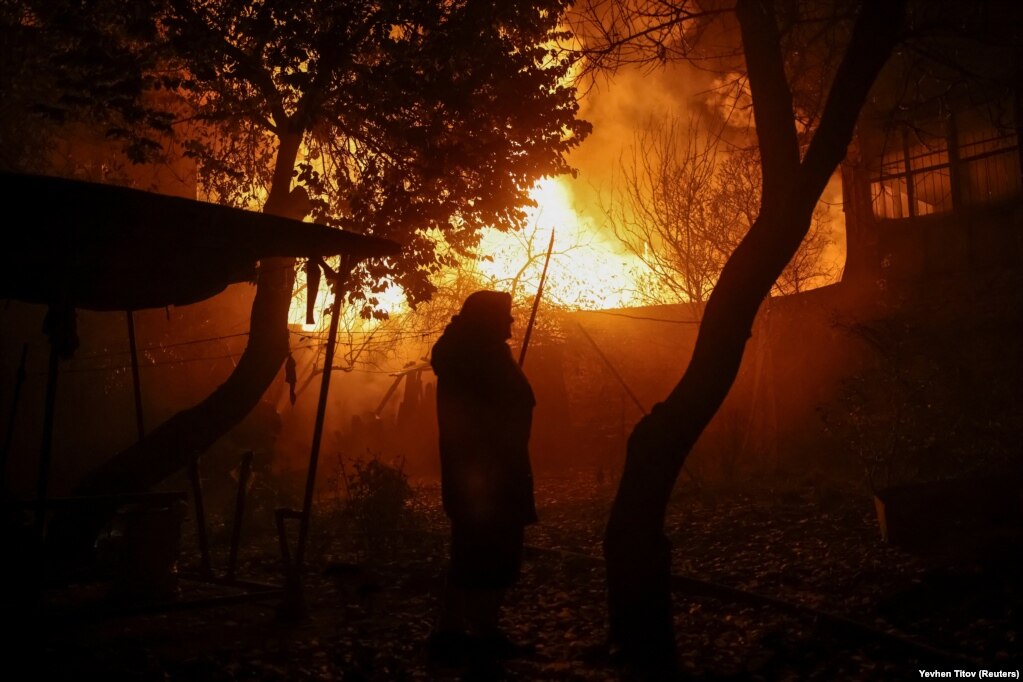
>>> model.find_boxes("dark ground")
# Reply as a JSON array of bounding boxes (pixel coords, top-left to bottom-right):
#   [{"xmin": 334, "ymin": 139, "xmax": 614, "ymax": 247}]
[{"xmin": 16, "ymin": 471, "xmax": 1023, "ymax": 680}]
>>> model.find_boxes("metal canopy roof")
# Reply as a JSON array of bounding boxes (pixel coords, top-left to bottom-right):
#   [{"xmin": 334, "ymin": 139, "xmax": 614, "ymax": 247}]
[{"xmin": 1, "ymin": 172, "xmax": 400, "ymax": 311}]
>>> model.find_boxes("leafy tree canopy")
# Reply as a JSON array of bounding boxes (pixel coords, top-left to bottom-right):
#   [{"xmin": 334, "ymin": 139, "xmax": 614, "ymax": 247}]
[{"xmin": 13, "ymin": 0, "xmax": 590, "ymax": 308}]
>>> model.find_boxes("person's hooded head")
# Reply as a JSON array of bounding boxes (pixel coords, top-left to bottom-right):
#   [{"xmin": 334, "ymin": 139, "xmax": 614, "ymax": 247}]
[
  {"xmin": 431, "ymin": 290, "xmax": 514, "ymax": 375},
  {"xmin": 455, "ymin": 290, "xmax": 514, "ymax": 341}
]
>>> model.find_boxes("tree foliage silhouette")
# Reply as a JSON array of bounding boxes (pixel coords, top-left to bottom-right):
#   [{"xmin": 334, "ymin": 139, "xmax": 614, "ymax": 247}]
[{"xmin": 6, "ymin": 0, "xmax": 589, "ymax": 495}]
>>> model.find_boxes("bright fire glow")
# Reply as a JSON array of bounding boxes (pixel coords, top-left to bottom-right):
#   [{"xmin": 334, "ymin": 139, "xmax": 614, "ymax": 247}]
[
  {"xmin": 289, "ymin": 176, "xmax": 649, "ymax": 330},
  {"xmin": 476, "ymin": 177, "xmax": 647, "ymax": 310},
  {"xmin": 289, "ymin": 263, "xmax": 408, "ymax": 333}
]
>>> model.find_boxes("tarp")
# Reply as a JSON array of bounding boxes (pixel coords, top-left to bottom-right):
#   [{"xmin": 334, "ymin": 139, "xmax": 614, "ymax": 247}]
[{"xmin": 1, "ymin": 172, "xmax": 400, "ymax": 311}]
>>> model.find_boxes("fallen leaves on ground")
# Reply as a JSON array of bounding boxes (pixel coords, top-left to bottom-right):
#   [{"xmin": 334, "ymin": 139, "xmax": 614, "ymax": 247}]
[{"xmin": 20, "ymin": 471, "xmax": 1021, "ymax": 680}]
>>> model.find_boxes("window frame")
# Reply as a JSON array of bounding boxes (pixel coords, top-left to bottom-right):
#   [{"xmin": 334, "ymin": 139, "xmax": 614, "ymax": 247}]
[{"xmin": 867, "ymin": 102, "xmax": 1021, "ymax": 221}]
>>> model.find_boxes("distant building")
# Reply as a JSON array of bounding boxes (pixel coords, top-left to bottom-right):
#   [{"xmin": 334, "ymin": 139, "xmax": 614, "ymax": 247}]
[
  {"xmin": 553, "ymin": 21, "xmax": 1023, "ymax": 484},
  {"xmin": 841, "ymin": 6, "xmax": 1022, "ymax": 287}
]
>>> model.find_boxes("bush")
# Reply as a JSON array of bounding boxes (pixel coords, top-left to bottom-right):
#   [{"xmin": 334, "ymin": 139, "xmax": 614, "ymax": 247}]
[
  {"xmin": 338, "ymin": 454, "xmax": 416, "ymax": 538},
  {"xmin": 821, "ymin": 313, "xmax": 1021, "ymax": 492}
]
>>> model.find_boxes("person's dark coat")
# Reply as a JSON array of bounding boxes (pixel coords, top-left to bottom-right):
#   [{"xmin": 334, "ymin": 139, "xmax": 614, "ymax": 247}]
[{"xmin": 431, "ymin": 292, "xmax": 537, "ymax": 528}]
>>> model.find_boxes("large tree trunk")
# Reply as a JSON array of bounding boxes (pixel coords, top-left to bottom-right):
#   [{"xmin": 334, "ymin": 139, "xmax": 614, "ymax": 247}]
[
  {"xmin": 72, "ymin": 132, "xmax": 306, "ymax": 497},
  {"xmin": 45, "ymin": 133, "xmax": 306, "ymax": 564},
  {"xmin": 603, "ymin": 0, "xmax": 906, "ymax": 675}
]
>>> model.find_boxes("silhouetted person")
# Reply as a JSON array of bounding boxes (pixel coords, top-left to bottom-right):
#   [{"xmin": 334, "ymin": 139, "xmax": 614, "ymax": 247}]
[{"xmin": 427, "ymin": 290, "xmax": 537, "ymax": 665}]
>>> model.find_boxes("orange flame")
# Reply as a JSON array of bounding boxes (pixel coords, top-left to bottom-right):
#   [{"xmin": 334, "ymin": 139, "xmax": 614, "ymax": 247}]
[
  {"xmin": 477, "ymin": 177, "xmax": 647, "ymax": 309},
  {"xmin": 289, "ymin": 177, "xmax": 649, "ymax": 331}
]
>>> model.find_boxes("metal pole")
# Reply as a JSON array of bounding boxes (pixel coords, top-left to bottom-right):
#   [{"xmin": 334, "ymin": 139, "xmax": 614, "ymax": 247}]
[
  {"xmin": 126, "ymin": 311, "xmax": 145, "ymax": 439},
  {"xmin": 33, "ymin": 343, "xmax": 60, "ymax": 547},
  {"xmin": 1, "ymin": 343, "xmax": 28, "ymax": 494},
  {"xmin": 284, "ymin": 258, "xmax": 349, "ymax": 616},
  {"xmin": 518, "ymin": 229, "xmax": 556, "ymax": 367},
  {"xmin": 226, "ymin": 451, "xmax": 254, "ymax": 580},
  {"xmin": 188, "ymin": 461, "xmax": 213, "ymax": 578}
]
